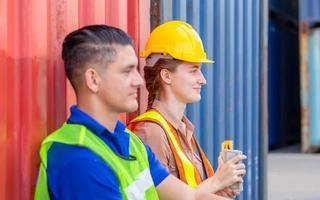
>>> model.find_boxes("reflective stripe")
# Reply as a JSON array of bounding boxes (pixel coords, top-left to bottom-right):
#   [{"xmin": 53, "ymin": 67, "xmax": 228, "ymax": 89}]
[
  {"xmin": 79, "ymin": 126, "xmax": 86, "ymax": 144},
  {"xmin": 125, "ymin": 169, "xmax": 154, "ymax": 200},
  {"xmin": 132, "ymin": 110, "xmax": 198, "ymax": 188}
]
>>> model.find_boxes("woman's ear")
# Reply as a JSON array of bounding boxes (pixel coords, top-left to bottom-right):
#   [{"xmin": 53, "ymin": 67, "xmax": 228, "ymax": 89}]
[
  {"xmin": 160, "ymin": 68, "xmax": 172, "ymax": 85},
  {"xmin": 84, "ymin": 68, "xmax": 100, "ymax": 93}
]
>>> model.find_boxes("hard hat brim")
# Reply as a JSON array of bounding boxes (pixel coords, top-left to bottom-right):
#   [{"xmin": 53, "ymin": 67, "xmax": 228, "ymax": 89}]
[
  {"xmin": 141, "ymin": 51, "xmax": 215, "ymax": 64},
  {"xmin": 199, "ymin": 58, "xmax": 215, "ymax": 64},
  {"xmin": 182, "ymin": 57, "xmax": 215, "ymax": 64}
]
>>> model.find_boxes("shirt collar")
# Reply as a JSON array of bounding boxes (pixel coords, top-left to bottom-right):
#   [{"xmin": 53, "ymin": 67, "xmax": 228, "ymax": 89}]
[{"xmin": 67, "ymin": 105, "xmax": 126, "ymax": 136}]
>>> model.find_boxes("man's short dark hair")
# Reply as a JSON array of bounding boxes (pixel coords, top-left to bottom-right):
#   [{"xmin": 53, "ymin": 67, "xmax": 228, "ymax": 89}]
[{"xmin": 62, "ymin": 24, "xmax": 133, "ymax": 92}]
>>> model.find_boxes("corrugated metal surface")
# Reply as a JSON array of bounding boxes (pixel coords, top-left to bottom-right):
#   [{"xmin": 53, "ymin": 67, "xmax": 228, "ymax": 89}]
[
  {"xmin": 268, "ymin": 20, "xmax": 282, "ymax": 148},
  {"xmin": 0, "ymin": 0, "xmax": 150, "ymax": 199},
  {"xmin": 268, "ymin": 19, "xmax": 301, "ymax": 149},
  {"xmin": 300, "ymin": 26, "xmax": 320, "ymax": 152},
  {"xmin": 269, "ymin": 0, "xmax": 299, "ymax": 20},
  {"xmin": 308, "ymin": 28, "xmax": 320, "ymax": 147},
  {"xmin": 300, "ymin": 0, "xmax": 320, "ymax": 24},
  {"xmin": 152, "ymin": 0, "xmax": 267, "ymax": 199},
  {"xmin": 300, "ymin": 23, "xmax": 311, "ymax": 152}
]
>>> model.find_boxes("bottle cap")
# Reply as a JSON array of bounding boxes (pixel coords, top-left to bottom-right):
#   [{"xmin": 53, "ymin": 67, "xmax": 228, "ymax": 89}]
[{"xmin": 221, "ymin": 140, "xmax": 233, "ymax": 151}]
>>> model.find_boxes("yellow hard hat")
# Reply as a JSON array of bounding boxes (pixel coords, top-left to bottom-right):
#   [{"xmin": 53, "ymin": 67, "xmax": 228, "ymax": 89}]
[{"xmin": 141, "ymin": 20, "xmax": 214, "ymax": 63}]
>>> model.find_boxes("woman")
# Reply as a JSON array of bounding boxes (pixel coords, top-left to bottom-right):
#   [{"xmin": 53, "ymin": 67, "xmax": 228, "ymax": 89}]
[{"xmin": 128, "ymin": 21, "xmax": 245, "ymax": 198}]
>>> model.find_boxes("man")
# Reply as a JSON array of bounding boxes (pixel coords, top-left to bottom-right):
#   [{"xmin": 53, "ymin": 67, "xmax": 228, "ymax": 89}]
[{"xmin": 35, "ymin": 24, "xmax": 244, "ymax": 200}]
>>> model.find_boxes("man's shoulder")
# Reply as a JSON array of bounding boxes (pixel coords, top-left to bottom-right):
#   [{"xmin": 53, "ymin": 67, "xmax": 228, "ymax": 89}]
[
  {"xmin": 47, "ymin": 142, "xmax": 116, "ymax": 175},
  {"xmin": 48, "ymin": 142, "xmax": 99, "ymax": 163}
]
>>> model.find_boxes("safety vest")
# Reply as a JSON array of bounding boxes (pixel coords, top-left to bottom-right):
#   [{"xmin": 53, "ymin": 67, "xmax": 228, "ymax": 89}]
[
  {"xmin": 128, "ymin": 109, "xmax": 214, "ymax": 188},
  {"xmin": 34, "ymin": 123, "xmax": 159, "ymax": 200}
]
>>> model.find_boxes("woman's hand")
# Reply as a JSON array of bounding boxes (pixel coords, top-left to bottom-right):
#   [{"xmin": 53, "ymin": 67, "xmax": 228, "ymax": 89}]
[
  {"xmin": 216, "ymin": 187, "xmax": 239, "ymax": 199},
  {"xmin": 213, "ymin": 154, "xmax": 246, "ymax": 191},
  {"xmin": 197, "ymin": 154, "xmax": 246, "ymax": 195}
]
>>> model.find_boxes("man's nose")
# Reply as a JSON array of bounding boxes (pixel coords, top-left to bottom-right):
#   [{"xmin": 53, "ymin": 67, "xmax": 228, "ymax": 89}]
[{"xmin": 132, "ymin": 69, "xmax": 145, "ymax": 86}]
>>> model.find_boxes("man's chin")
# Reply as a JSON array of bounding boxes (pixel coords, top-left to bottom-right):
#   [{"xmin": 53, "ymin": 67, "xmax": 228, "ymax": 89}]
[{"xmin": 125, "ymin": 103, "xmax": 139, "ymax": 113}]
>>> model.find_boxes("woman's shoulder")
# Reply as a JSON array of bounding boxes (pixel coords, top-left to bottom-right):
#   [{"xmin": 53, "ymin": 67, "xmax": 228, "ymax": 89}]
[{"xmin": 131, "ymin": 120, "xmax": 168, "ymax": 143}]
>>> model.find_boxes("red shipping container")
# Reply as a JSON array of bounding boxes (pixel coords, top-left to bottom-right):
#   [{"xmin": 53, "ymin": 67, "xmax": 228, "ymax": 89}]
[{"xmin": 0, "ymin": 0, "xmax": 150, "ymax": 199}]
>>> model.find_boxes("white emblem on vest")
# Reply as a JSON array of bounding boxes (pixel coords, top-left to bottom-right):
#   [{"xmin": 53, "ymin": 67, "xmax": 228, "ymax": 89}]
[{"xmin": 125, "ymin": 169, "xmax": 154, "ymax": 200}]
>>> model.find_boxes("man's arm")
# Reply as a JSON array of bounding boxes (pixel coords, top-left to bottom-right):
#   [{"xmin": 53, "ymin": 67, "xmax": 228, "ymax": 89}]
[{"xmin": 156, "ymin": 175, "xmax": 231, "ymax": 200}]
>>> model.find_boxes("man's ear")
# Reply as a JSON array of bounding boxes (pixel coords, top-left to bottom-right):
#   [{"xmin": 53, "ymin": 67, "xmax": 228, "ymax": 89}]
[
  {"xmin": 160, "ymin": 68, "xmax": 172, "ymax": 85},
  {"xmin": 84, "ymin": 68, "xmax": 100, "ymax": 93}
]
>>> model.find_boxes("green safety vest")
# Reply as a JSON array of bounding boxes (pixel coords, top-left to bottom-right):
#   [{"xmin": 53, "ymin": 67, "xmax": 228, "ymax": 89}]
[{"xmin": 34, "ymin": 123, "xmax": 159, "ymax": 200}]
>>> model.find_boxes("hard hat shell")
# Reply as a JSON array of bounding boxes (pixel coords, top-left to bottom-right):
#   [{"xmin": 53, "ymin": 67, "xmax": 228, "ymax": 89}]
[{"xmin": 141, "ymin": 20, "xmax": 214, "ymax": 63}]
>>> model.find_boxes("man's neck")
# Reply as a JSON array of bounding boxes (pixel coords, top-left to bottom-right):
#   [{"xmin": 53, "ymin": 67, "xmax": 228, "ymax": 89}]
[{"xmin": 77, "ymin": 100, "xmax": 119, "ymax": 133}]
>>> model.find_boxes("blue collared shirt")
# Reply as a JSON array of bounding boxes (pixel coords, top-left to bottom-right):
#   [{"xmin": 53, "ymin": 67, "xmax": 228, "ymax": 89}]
[{"xmin": 46, "ymin": 106, "xmax": 169, "ymax": 200}]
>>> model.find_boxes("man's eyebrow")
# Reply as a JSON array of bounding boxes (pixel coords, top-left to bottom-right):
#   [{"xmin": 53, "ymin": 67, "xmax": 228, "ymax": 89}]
[{"xmin": 123, "ymin": 64, "xmax": 136, "ymax": 70}]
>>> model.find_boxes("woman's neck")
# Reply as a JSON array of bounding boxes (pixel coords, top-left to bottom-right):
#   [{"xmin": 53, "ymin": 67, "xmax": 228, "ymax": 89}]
[{"xmin": 159, "ymin": 94, "xmax": 186, "ymax": 121}]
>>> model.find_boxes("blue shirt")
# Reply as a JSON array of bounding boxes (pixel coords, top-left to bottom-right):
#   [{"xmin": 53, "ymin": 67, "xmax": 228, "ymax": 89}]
[{"xmin": 46, "ymin": 106, "xmax": 169, "ymax": 200}]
